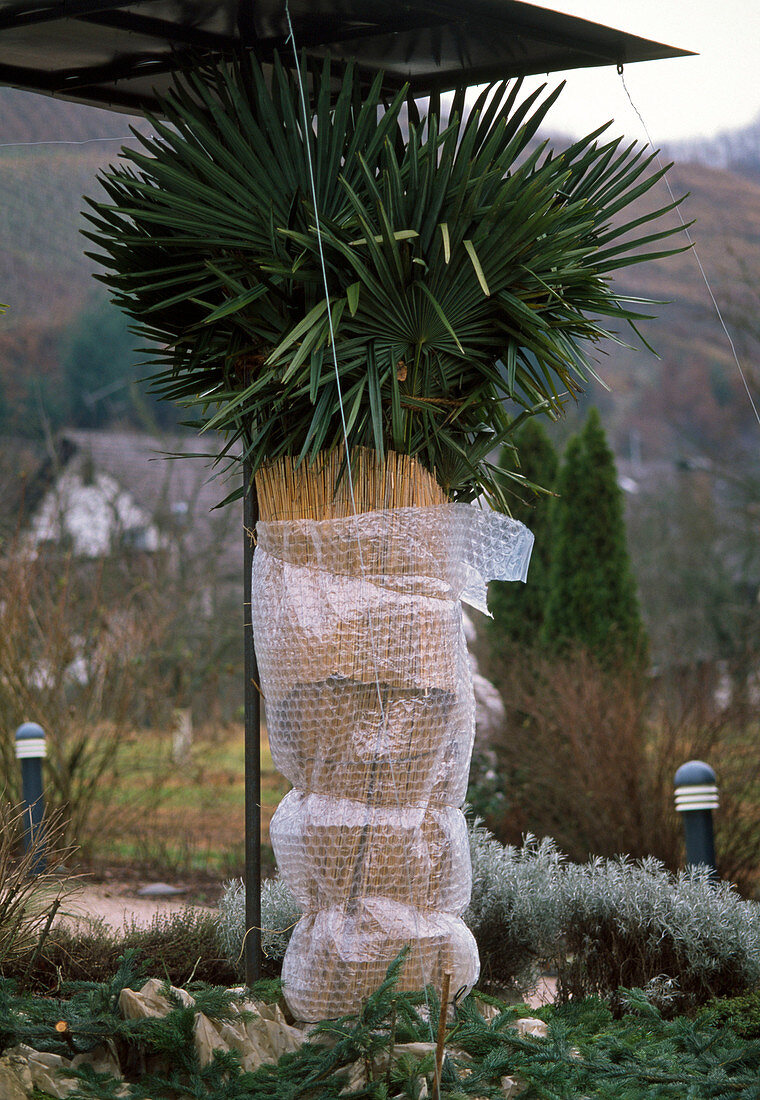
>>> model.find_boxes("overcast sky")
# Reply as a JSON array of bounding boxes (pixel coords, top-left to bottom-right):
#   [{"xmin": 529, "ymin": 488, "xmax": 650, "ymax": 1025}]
[{"xmin": 513, "ymin": 1, "xmax": 760, "ymax": 145}]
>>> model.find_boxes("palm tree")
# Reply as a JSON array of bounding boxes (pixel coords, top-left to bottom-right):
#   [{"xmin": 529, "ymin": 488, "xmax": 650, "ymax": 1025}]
[{"xmin": 84, "ymin": 53, "xmax": 684, "ymax": 1019}]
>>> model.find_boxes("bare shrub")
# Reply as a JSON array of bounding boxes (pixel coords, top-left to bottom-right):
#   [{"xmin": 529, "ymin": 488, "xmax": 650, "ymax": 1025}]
[
  {"xmin": 0, "ymin": 546, "xmax": 172, "ymax": 855},
  {"xmin": 10, "ymin": 907, "xmax": 236, "ymax": 991},
  {"xmin": 0, "ymin": 801, "xmax": 77, "ymax": 973},
  {"xmin": 480, "ymin": 645, "xmax": 760, "ymax": 893}
]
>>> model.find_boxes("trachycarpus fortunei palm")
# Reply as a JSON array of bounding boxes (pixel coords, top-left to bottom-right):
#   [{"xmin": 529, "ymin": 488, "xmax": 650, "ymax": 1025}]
[{"xmin": 84, "ymin": 54, "xmax": 684, "ymax": 1017}]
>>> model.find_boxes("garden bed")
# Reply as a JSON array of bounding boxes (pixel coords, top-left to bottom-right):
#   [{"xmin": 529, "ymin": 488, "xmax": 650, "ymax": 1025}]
[{"xmin": 3, "ymin": 955, "xmax": 760, "ymax": 1098}]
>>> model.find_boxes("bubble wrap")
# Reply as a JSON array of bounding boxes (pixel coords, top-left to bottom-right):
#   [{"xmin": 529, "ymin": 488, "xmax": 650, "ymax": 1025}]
[{"xmin": 253, "ymin": 504, "xmax": 533, "ymax": 1021}]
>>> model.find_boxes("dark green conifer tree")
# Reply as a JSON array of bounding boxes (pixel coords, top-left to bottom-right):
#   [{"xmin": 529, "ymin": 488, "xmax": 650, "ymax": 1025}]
[
  {"xmin": 541, "ymin": 408, "xmax": 647, "ymax": 667},
  {"xmin": 60, "ymin": 294, "xmax": 179, "ymax": 430},
  {"xmin": 487, "ymin": 418, "xmax": 559, "ymax": 652}
]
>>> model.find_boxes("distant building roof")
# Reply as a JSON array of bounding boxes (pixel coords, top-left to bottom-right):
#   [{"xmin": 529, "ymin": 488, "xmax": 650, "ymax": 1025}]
[{"xmin": 21, "ymin": 429, "xmax": 241, "ymax": 573}]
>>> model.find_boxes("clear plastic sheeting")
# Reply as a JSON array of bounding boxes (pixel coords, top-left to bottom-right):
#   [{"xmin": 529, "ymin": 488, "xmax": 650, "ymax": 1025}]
[
  {"xmin": 254, "ymin": 504, "xmax": 533, "ymax": 1021},
  {"xmin": 281, "ymin": 902, "xmax": 480, "ymax": 1012},
  {"xmin": 272, "ymin": 793, "xmax": 472, "ymax": 912}
]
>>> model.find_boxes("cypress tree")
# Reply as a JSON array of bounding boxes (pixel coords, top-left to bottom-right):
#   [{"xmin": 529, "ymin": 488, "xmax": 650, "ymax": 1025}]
[
  {"xmin": 541, "ymin": 408, "xmax": 647, "ymax": 668},
  {"xmin": 487, "ymin": 418, "xmax": 559, "ymax": 651}
]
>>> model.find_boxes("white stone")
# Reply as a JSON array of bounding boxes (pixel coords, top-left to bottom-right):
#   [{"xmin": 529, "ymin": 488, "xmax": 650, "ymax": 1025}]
[
  {"xmin": 512, "ymin": 1017, "xmax": 548, "ymax": 1039},
  {"xmin": 472, "ymin": 670, "xmax": 506, "ymax": 744}
]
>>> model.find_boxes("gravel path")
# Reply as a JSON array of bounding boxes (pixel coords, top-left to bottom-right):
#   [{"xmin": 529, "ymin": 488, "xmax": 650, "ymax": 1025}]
[{"xmin": 57, "ymin": 881, "xmax": 214, "ymax": 931}]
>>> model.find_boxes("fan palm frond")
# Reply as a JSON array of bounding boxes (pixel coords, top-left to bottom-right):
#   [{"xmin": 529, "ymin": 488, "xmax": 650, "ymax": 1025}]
[{"xmin": 83, "ymin": 53, "xmax": 686, "ymax": 506}]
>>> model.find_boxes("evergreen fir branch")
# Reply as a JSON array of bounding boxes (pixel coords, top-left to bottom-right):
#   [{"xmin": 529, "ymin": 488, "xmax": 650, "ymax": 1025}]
[{"xmin": 7, "ymin": 966, "xmax": 760, "ymax": 1098}]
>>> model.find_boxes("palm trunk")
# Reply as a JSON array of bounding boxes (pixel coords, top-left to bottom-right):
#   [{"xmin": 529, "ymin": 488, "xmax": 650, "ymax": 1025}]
[{"xmin": 253, "ymin": 450, "xmax": 480, "ymax": 1020}]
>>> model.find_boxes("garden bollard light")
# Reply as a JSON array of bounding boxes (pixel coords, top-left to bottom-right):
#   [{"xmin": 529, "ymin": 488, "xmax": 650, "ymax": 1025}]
[
  {"xmin": 674, "ymin": 760, "xmax": 719, "ymax": 878},
  {"xmin": 15, "ymin": 722, "xmax": 47, "ymax": 873}
]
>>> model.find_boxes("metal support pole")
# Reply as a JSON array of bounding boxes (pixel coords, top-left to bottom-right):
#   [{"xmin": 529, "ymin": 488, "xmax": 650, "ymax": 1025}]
[
  {"xmin": 244, "ymin": 458, "xmax": 262, "ymax": 985},
  {"xmin": 674, "ymin": 760, "xmax": 719, "ymax": 878},
  {"xmin": 15, "ymin": 722, "xmax": 47, "ymax": 874}
]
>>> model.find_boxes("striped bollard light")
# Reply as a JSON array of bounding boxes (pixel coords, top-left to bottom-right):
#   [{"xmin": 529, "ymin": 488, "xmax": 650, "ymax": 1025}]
[
  {"xmin": 674, "ymin": 760, "xmax": 719, "ymax": 879},
  {"xmin": 15, "ymin": 722, "xmax": 47, "ymax": 873}
]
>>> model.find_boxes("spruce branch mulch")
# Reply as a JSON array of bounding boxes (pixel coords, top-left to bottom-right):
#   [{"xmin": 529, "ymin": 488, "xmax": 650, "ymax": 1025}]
[{"xmin": 3, "ymin": 951, "xmax": 760, "ymax": 1098}]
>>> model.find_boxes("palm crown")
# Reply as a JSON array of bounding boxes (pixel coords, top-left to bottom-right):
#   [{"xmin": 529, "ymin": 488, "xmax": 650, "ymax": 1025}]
[{"xmin": 84, "ymin": 54, "xmax": 684, "ymax": 506}]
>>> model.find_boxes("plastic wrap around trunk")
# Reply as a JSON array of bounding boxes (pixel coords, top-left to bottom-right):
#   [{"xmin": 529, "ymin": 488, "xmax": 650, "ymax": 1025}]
[{"xmin": 253, "ymin": 504, "xmax": 533, "ymax": 1021}]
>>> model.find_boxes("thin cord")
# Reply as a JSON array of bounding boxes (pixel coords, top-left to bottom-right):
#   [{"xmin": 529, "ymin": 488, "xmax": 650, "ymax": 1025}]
[
  {"xmin": 0, "ymin": 136, "xmax": 142, "ymax": 149},
  {"xmin": 619, "ymin": 68, "xmax": 760, "ymax": 429},
  {"xmin": 282, "ymin": 7, "xmax": 356, "ymax": 497},
  {"xmin": 283, "ymin": 3, "xmax": 440, "ymax": 1036}
]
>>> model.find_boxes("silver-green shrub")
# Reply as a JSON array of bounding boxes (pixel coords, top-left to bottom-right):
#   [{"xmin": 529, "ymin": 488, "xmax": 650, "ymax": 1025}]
[
  {"xmin": 217, "ymin": 875, "xmax": 301, "ymax": 975},
  {"xmin": 218, "ymin": 821, "xmax": 760, "ymax": 1009},
  {"xmin": 465, "ymin": 820, "xmax": 760, "ymax": 1010},
  {"xmin": 557, "ymin": 854, "xmax": 760, "ymax": 1010},
  {"xmin": 464, "ymin": 824, "xmax": 566, "ymax": 991}
]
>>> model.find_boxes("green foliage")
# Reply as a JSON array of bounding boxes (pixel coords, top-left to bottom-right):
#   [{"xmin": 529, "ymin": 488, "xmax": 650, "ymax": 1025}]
[
  {"xmin": 523, "ymin": 996, "xmax": 760, "ymax": 1099},
  {"xmin": 487, "ymin": 419, "xmax": 558, "ymax": 650},
  {"xmin": 697, "ymin": 989, "xmax": 760, "ymax": 1040},
  {"xmin": 0, "ymin": 956, "xmax": 259, "ymax": 1097},
  {"xmin": 541, "ymin": 408, "xmax": 647, "ymax": 666},
  {"xmin": 0, "ymin": 949, "xmax": 145, "ymax": 1058},
  {"xmin": 84, "ymin": 54, "xmax": 684, "ymax": 505},
  {"xmin": 0, "ymin": 953, "xmax": 438, "ymax": 1098}
]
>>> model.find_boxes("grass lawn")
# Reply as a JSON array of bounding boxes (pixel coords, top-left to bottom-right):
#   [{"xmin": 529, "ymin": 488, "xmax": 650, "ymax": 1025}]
[{"xmin": 86, "ymin": 723, "xmax": 288, "ymax": 883}]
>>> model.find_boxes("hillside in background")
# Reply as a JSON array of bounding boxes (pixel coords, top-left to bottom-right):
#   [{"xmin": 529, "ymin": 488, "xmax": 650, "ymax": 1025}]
[
  {"xmin": 0, "ymin": 86, "xmax": 140, "ymax": 144},
  {"xmin": 0, "ymin": 88, "xmax": 148, "ymax": 433},
  {"xmin": 584, "ymin": 156, "xmax": 760, "ymax": 464},
  {"xmin": 0, "ymin": 88, "xmax": 145, "ymax": 322},
  {"xmin": 670, "ymin": 112, "xmax": 760, "ymax": 184},
  {"xmin": 1, "ymin": 85, "xmax": 759, "ymax": 463}
]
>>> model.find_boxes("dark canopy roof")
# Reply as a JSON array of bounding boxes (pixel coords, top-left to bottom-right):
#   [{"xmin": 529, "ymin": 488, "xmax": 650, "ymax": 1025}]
[{"xmin": 0, "ymin": 0, "xmax": 692, "ymax": 115}]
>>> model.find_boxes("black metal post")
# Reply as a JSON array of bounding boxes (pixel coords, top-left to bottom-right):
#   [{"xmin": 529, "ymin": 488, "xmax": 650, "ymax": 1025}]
[
  {"xmin": 674, "ymin": 760, "xmax": 719, "ymax": 878},
  {"xmin": 15, "ymin": 722, "xmax": 47, "ymax": 873},
  {"xmin": 243, "ymin": 459, "xmax": 262, "ymax": 984}
]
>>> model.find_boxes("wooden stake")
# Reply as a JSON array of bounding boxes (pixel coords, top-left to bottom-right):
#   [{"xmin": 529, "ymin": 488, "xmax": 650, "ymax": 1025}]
[{"xmin": 431, "ymin": 969, "xmax": 451, "ymax": 1100}]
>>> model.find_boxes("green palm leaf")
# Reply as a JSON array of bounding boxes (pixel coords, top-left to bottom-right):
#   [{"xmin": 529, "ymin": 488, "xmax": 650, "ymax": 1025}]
[{"xmin": 83, "ymin": 53, "xmax": 685, "ymax": 506}]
